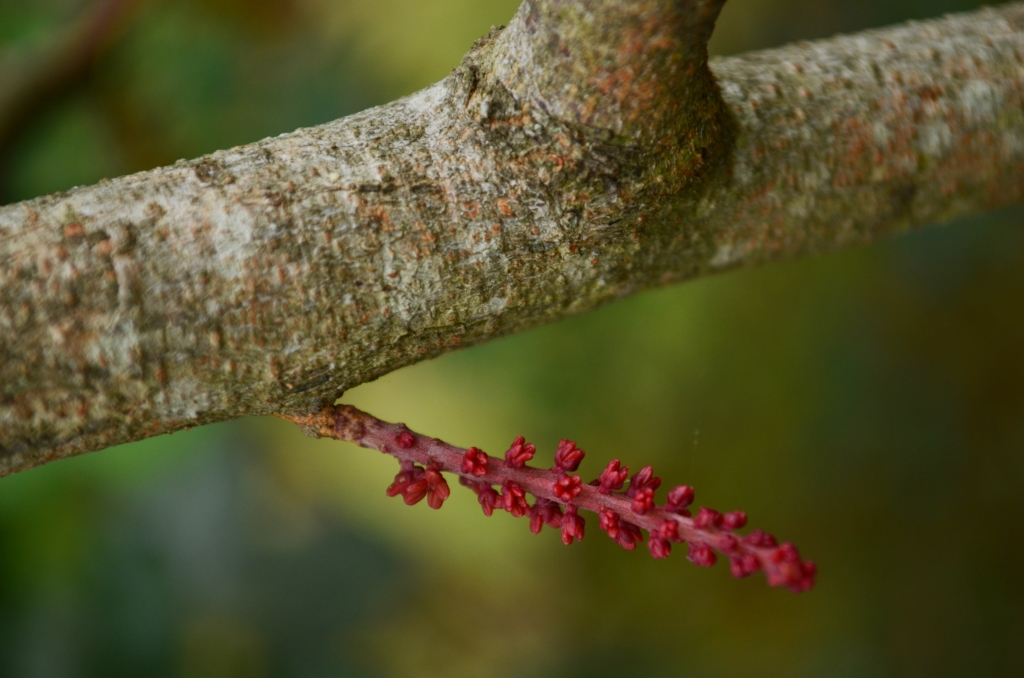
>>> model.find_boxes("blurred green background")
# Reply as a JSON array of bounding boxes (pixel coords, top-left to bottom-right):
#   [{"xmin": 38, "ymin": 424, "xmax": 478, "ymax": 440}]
[{"xmin": 1, "ymin": 0, "xmax": 1023, "ymax": 676}]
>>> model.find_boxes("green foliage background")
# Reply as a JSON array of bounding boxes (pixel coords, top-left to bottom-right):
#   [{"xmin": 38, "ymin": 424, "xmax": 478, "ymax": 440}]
[{"xmin": 1, "ymin": 1, "xmax": 1022, "ymax": 676}]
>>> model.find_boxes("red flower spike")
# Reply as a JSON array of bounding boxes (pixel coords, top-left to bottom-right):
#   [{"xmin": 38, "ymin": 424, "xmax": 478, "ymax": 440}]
[
  {"xmin": 461, "ymin": 447, "xmax": 489, "ymax": 476},
  {"xmin": 598, "ymin": 460, "xmax": 629, "ymax": 494},
  {"xmin": 648, "ymin": 536, "xmax": 671, "ymax": 559},
  {"xmin": 553, "ymin": 473, "xmax": 583, "ymax": 502},
  {"xmin": 722, "ymin": 511, "xmax": 747, "ymax": 530},
  {"xmin": 615, "ymin": 521, "xmax": 644, "ymax": 551},
  {"xmin": 502, "ymin": 481, "xmax": 529, "ymax": 518},
  {"xmin": 561, "ymin": 505, "xmax": 585, "ymax": 545},
  {"xmin": 694, "ymin": 507, "xmax": 723, "ymax": 530},
  {"xmin": 666, "ymin": 485, "xmax": 695, "ymax": 511},
  {"xmin": 599, "ymin": 509, "xmax": 621, "ymax": 539},
  {"xmin": 627, "ymin": 466, "xmax": 661, "ymax": 497},
  {"xmin": 631, "ymin": 487, "xmax": 655, "ymax": 515},
  {"xmin": 554, "ymin": 439, "xmax": 585, "ymax": 473},
  {"xmin": 505, "ymin": 436, "xmax": 536, "ymax": 468},
  {"xmin": 319, "ymin": 404, "xmax": 816, "ymax": 593},
  {"xmin": 688, "ymin": 542, "xmax": 717, "ymax": 567}
]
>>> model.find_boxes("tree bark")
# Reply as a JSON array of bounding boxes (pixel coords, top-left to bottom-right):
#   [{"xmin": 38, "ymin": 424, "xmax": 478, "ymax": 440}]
[{"xmin": 1, "ymin": 0, "xmax": 1022, "ymax": 476}]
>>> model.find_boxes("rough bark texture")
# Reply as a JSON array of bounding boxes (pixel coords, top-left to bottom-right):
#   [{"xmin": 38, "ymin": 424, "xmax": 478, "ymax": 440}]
[{"xmin": 1, "ymin": 1, "xmax": 1023, "ymax": 476}]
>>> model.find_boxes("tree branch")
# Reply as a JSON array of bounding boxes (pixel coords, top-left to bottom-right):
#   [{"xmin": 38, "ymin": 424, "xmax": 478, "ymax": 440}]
[{"xmin": 1, "ymin": 1, "xmax": 1022, "ymax": 476}]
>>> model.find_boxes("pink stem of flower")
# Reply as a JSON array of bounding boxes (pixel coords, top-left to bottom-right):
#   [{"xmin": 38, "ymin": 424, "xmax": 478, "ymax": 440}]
[{"xmin": 283, "ymin": 404, "xmax": 815, "ymax": 593}]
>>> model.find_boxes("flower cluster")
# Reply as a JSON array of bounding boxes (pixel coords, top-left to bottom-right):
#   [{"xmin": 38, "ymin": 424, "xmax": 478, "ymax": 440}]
[
  {"xmin": 320, "ymin": 405, "xmax": 816, "ymax": 593},
  {"xmin": 385, "ymin": 459, "xmax": 450, "ymax": 510}
]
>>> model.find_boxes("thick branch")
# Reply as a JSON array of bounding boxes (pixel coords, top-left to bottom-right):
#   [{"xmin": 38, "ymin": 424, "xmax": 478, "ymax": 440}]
[{"xmin": 1, "ymin": 2, "xmax": 1023, "ymax": 475}]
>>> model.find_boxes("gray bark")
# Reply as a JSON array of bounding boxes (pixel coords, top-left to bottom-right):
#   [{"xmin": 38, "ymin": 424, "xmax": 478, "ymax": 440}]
[{"xmin": 1, "ymin": 0, "xmax": 1023, "ymax": 476}]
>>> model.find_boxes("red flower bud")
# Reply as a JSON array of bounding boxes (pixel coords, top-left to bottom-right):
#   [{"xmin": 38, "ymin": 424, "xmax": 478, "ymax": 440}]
[
  {"xmin": 615, "ymin": 521, "xmax": 644, "ymax": 551},
  {"xmin": 396, "ymin": 430, "xmax": 416, "ymax": 449},
  {"xmin": 402, "ymin": 478, "xmax": 429, "ymax": 505},
  {"xmin": 694, "ymin": 507, "xmax": 723, "ymax": 530},
  {"xmin": 478, "ymin": 491, "xmax": 498, "ymax": 516},
  {"xmin": 504, "ymin": 436, "xmax": 536, "ymax": 468},
  {"xmin": 502, "ymin": 481, "xmax": 529, "ymax": 518},
  {"xmin": 793, "ymin": 561, "xmax": 817, "ymax": 592},
  {"xmin": 631, "ymin": 487, "xmax": 655, "ymax": 515},
  {"xmin": 597, "ymin": 459, "xmax": 629, "ymax": 494},
  {"xmin": 627, "ymin": 466, "xmax": 661, "ymax": 496},
  {"xmin": 722, "ymin": 511, "xmax": 747, "ymax": 530},
  {"xmin": 771, "ymin": 542, "xmax": 800, "ymax": 563},
  {"xmin": 425, "ymin": 465, "xmax": 450, "ymax": 510},
  {"xmin": 387, "ymin": 461, "xmax": 421, "ymax": 498},
  {"xmin": 553, "ymin": 473, "xmax": 583, "ymax": 501},
  {"xmin": 765, "ymin": 552, "xmax": 816, "ymax": 592},
  {"xmin": 459, "ymin": 477, "xmax": 501, "ymax": 517},
  {"xmin": 666, "ymin": 485, "xmax": 695, "ymax": 511},
  {"xmin": 599, "ymin": 509, "xmax": 620, "ymax": 539},
  {"xmin": 529, "ymin": 498, "xmax": 564, "ymax": 534},
  {"xmin": 386, "ymin": 472, "xmax": 412, "ymax": 497},
  {"xmin": 461, "ymin": 447, "xmax": 489, "ymax": 476},
  {"xmin": 744, "ymin": 529, "xmax": 777, "ymax": 548},
  {"xmin": 718, "ymin": 534, "xmax": 739, "ymax": 553},
  {"xmin": 730, "ymin": 553, "xmax": 760, "ymax": 578},
  {"xmin": 648, "ymin": 536, "xmax": 671, "ymax": 559},
  {"xmin": 687, "ymin": 542, "xmax": 717, "ymax": 567},
  {"xmin": 554, "ymin": 439, "xmax": 585, "ymax": 472},
  {"xmin": 657, "ymin": 519, "xmax": 680, "ymax": 542},
  {"xmin": 561, "ymin": 505, "xmax": 585, "ymax": 545}
]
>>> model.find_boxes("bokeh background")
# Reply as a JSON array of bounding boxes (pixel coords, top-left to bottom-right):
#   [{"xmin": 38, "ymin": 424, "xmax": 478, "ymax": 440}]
[{"xmin": 1, "ymin": 0, "xmax": 1023, "ymax": 676}]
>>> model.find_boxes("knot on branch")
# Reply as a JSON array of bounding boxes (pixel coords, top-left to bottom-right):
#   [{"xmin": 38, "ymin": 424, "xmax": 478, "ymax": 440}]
[
  {"xmin": 446, "ymin": 0, "xmax": 735, "ymax": 229},
  {"xmin": 489, "ymin": 0, "xmax": 730, "ymax": 146}
]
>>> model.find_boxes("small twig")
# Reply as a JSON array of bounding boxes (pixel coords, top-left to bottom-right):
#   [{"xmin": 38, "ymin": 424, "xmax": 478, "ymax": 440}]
[
  {"xmin": 0, "ymin": 0, "xmax": 147, "ymax": 167},
  {"xmin": 283, "ymin": 404, "xmax": 817, "ymax": 592}
]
